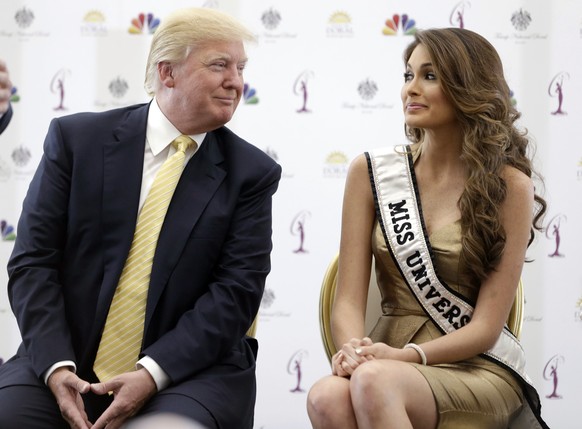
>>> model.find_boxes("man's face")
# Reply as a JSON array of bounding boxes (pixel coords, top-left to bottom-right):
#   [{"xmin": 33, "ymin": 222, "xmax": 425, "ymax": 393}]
[{"xmin": 167, "ymin": 40, "xmax": 247, "ymax": 134}]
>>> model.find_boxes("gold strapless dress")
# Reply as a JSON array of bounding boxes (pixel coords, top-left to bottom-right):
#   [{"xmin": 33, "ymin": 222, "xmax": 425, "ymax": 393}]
[{"xmin": 369, "ymin": 220, "xmax": 524, "ymax": 428}]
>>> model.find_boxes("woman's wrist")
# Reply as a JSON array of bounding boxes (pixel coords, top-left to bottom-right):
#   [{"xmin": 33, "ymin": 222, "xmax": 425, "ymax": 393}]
[{"xmin": 404, "ymin": 343, "xmax": 427, "ymax": 365}]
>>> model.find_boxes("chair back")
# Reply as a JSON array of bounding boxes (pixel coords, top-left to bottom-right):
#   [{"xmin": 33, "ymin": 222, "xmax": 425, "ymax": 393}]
[{"xmin": 246, "ymin": 317, "xmax": 258, "ymax": 338}]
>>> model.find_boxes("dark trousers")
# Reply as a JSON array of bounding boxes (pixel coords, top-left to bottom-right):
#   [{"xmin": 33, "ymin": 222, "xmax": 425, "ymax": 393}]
[{"xmin": 0, "ymin": 384, "xmax": 218, "ymax": 429}]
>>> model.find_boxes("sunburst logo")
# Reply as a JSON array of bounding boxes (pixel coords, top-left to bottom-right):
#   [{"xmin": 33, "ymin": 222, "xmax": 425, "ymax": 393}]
[
  {"xmin": 382, "ymin": 14, "xmax": 417, "ymax": 36},
  {"xmin": 82, "ymin": 10, "xmax": 107, "ymax": 36},
  {"xmin": 243, "ymin": 83, "xmax": 259, "ymax": 104},
  {"xmin": 327, "ymin": 11, "xmax": 354, "ymax": 37},
  {"xmin": 326, "ymin": 152, "xmax": 348, "ymax": 164},
  {"xmin": 324, "ymin": 151, "xmax": 349, "ymax": 178},
  {"xmin": 577, "ymin": 157, "xmax": 582, "ymax": 181},
  {"xmin": 128, "ymin": 13, "xmax": 160, "ymax": 35},
  {"xmin": 1, "ymin": 220, "xmax": 16, "ymax": 241},
  {"xmin": 84, "ymin": 10, "xmax": 105, "ymax": 23},
  {"xmin": 511, "ymin": 9, "xmax": 532, "ymax": 31},
  {"xmin": 450, "ymin": 1, "xmax": 471, "ymax": 29},
  {"xmin": 330, "ymin": 11, "xmax": 350, "ymax": 24}
]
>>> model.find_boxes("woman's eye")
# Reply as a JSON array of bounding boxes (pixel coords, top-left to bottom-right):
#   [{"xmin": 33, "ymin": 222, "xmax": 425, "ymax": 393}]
[
  {"xmin": 403, "ymin": 72, "xmax": 413, "ymax": 82},
  {"xmin": 426, "ymin": 72, "xmax": 436, "ymax": 80}
]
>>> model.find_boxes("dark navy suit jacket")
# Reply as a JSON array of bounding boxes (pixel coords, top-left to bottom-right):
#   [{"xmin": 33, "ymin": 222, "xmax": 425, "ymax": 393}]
[
  {"xmin": 2, "ymin": 102, "xmax": 281, "ymax": 427},
  {"xmin": 0, "ymin": 103, "xmax": 12, "ymax": 134}
]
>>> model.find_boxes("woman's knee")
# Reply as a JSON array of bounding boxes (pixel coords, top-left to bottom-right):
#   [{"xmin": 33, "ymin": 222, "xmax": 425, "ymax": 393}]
[
  {"xmin": 307, "ymin": 376, "xmax": 351, "ymax": 424},
  {"xmin": 351, "ymin": 360, "xmax": 385, "ymax": 389},
  {"xmin": 350, "ymin": 360, "xmax": 436, "ymax": 425},
  {"xmin": 307, "ymin": 378, "xmax": 340, "ymax": 416},
  {"xmin": 350, "ymin": 360, "xmax": 409, "ymax": 407}
]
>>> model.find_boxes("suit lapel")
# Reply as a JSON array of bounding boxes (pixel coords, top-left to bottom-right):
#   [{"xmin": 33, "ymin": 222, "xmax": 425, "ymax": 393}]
[
  {"xmin": 145, "ymin": 131, "xmax": 226, "ymax": 327},
  {"xmin": 91, "ymin": 109, "xmax": 226, "ymax": 340},
  {"xmin": 93, "ymin": 104, "xmax": 150, "ymax": 339}
]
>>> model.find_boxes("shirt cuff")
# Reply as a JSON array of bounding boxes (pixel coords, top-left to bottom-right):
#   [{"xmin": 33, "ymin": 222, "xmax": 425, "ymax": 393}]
[
  {"xmin": 137, "ymin": 356, "xmax": 170, "ymax": 392},
  {"xmin": 43, "ymin": 360, "xmax": 77, "ymax": 385}
]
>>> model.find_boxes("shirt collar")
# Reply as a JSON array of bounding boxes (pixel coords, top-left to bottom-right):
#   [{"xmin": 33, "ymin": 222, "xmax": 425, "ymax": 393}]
[{"xmin": 146, "ymin": 98, "xmax": 207, "ymax": 156}]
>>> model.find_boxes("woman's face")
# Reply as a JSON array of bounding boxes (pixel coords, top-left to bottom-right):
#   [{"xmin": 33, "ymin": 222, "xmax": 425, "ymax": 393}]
[{"xmin": 401, "ymin": 44, "xmax": 458, "ymax": 132}]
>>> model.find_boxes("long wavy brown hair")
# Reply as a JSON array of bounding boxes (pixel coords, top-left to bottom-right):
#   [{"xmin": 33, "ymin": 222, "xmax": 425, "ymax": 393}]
[{"xmin": 403, "ymin": 28, "xmax": 546, "ymax": 283}]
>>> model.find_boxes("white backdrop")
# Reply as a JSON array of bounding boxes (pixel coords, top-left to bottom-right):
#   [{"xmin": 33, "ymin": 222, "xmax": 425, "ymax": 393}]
[{"xmin": 0, "ymin": 1, "xmax": 580, "ymax": 428}]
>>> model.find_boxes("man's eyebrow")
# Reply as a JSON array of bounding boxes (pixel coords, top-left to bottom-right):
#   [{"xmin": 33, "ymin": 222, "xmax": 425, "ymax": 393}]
[{"xmin": 203, "ymin": 53, "xmax": 248, "ymax": 63}]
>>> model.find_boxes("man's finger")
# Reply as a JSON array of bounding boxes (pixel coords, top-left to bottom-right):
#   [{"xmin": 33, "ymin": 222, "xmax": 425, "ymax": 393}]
[{"xmin": 76, "ymin": 379, "xmax": 91, "ymax": 394}]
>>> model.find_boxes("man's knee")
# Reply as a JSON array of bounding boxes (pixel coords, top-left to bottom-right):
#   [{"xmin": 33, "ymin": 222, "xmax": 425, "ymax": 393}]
[{"xmin": 0, "ymin": 385, "xmax": 66, "ymax": 429}]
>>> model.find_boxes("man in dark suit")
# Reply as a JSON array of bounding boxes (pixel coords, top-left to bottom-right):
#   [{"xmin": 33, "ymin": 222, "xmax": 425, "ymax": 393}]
[
  {"xmin": 0, "ymin": 8, "xmax": 281, "ymax": 429},
  {"xmin": 0, "ymin": 59, "xmax": 12, "ymax": 134}
]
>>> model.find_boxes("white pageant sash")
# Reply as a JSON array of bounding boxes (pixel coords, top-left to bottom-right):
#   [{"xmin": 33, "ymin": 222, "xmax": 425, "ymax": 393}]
[{"xmin": 366, "ymin": 145, "xmax": 548, "ymax": 429}]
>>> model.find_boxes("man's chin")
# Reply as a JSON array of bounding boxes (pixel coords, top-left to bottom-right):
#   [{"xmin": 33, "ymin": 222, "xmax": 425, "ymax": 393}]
[{"xmin": 216, "ymin": 109, "xmax": 236, "ymax": 124}]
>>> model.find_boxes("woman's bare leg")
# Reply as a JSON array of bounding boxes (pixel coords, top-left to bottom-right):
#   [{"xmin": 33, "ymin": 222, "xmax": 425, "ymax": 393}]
[
  {"xmin": 307, "ymin": 375, "xmax": 358, "ymax": 429},
  {"xmin": 350, "ymin": 360, "xmax": 438, "ymax": 429}
]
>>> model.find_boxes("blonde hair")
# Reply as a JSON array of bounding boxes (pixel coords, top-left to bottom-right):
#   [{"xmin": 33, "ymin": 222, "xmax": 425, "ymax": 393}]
[
  {"xmin": 403, "ymin": 28, "xmax": 546, "ymax": 283},
  {"xmin": 144, "ymin": 8, "xmax": 256, "ymax": 96}
]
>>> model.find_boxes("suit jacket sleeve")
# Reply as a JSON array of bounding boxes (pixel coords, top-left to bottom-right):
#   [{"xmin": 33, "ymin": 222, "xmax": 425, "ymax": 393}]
[
  {"xmin": 0, "ymin": 103, "xmax": 12, "ymax": 134},
  {"xmin": 7, "ymin": 116, "xmax": 77, "ymax": 377}
]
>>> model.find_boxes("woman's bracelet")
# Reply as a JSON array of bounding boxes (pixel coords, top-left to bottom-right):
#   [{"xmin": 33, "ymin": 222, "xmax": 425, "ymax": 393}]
[{"xmin": 404, "ymin": 343, "xmax": 427, "ymax": 365}]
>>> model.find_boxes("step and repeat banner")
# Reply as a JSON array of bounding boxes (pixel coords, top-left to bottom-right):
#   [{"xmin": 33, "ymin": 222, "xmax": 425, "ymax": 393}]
[{"xmin": 0, "ymin": 0, "xmax": 580, "ymax": 427}]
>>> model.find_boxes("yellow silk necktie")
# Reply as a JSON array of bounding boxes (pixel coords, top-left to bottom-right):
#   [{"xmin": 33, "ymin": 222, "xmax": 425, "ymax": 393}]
[{"xmin": 94, "ymin": 135, "xmax": 196, "ymax": 382}]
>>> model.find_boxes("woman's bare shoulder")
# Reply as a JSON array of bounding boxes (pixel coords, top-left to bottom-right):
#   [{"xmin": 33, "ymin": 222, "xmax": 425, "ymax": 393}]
[
  {"xmin": 347, "ymin": 153, "xmax": 369, "ymax": 176},
  {"xmin": 502, "ymin": 165, "xmax": 534, "ymax": 199}
]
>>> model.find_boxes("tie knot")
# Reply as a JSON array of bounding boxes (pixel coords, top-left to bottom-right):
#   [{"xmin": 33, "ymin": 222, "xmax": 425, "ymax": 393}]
[{"xmin": 172, "ymin": 135, "xmax": 195, "ymax": 153}]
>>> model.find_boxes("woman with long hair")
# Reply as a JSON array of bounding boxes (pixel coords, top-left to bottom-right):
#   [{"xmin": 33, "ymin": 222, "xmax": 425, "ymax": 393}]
[{"xmin": 307, "ymin": 28, "xmax": 548, "ymax": 429}]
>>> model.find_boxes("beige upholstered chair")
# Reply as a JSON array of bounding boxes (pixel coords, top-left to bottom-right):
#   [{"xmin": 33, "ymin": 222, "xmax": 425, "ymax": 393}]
[
  {"xmin": 246, "ymin": 317, "xmax": 258, "ymax": 338},
  {"xmin": 319, "ymin": 252, "xmax": 525, "ymax": 362}
]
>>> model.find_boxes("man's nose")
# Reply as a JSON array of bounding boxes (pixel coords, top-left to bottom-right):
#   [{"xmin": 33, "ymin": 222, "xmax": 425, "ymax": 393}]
[{"xmin": 224, "ymin": 66, "xmax": 243, "ymax": 90}]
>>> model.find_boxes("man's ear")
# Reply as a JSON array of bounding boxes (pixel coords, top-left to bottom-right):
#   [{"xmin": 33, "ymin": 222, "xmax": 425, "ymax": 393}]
[{"xmin": 158, "ymin": 61, "xmax": 175, "ymax": 88}]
